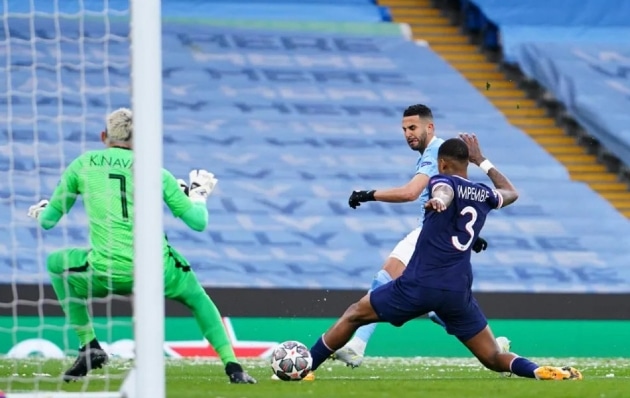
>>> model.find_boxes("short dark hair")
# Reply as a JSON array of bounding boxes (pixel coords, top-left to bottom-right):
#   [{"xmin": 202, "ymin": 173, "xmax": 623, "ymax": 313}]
[
  {"xmin": 403, "ymin": 104, "xmax": 433, "ymax": 119},
  {"xmin": 438, "ymin": 138, "xmax": 469, "ymax": 163}
]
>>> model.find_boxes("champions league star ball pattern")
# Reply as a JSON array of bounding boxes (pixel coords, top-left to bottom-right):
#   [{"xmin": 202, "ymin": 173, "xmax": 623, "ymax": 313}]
[{"xmin": 270, "ymin": 341, "xmax": 313, "ymax": 381}]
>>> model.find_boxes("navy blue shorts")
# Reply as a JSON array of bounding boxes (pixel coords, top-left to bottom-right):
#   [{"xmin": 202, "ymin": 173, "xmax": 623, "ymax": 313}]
[{"xmin": 369, "ymin": 279, "xmax": 488, "ymax": 342}]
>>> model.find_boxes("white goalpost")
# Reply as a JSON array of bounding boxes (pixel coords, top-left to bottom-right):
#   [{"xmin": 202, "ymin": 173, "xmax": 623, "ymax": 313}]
[
  {"xmin": 1, "ymin": 0, "xmax": 164, "ymax": 397},
  {"xmin": 127, "ymin": 0, "xmax": 165, "ymax": 396}
]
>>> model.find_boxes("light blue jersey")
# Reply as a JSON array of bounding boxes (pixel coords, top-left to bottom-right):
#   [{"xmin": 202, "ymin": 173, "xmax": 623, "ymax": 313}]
[{"xmin": 415, "ymin": 137, "xmax": 444, "ymax": 224}]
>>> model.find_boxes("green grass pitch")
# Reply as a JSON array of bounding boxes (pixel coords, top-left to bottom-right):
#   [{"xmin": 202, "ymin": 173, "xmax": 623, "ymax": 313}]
[{"xmin": 1, "ymin": 357, "xmax": 628, "ymax": 397}]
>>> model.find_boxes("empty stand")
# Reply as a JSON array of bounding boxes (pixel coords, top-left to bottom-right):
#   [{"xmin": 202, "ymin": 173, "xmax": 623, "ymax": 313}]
[
  {"xmin": 2, "ymin": 1, "xmax": 630, "ymax": 292},
  {"xmin": 430, "ymin": 0, "xmax": 630, "ymax": 216},
  {"xmin": 456, "ymin": 0, "xmax": 630, "ymax": 62},
  {"xmin": 514, "ymin": 43, "xmax": 630, "ymax": 167}
]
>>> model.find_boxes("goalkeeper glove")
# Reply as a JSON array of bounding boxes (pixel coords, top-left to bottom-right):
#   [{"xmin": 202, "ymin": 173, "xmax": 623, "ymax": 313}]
[
  {"xmin": 188, "ymin": 169, "xmax": 218, "ymax": 203},
  {"xmin": 177, "ymin": 179, "xmax": 189, "ymax": 196},
  {"xmin": 27, "ymin": 199, "xmax": 49, "ymax": 219},
  {"xmin": 348, "ymin": 190, "xmax": 376, "ymax": 209},
  {"xmin": 472, "ymin": 237, "xmax": 488, "ymax": 253}
]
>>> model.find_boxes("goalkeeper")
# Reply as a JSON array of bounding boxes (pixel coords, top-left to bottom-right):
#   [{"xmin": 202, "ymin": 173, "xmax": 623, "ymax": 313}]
[{"xmin": 27, "ymin": 108, "xmax": 256, "ymax": 384}]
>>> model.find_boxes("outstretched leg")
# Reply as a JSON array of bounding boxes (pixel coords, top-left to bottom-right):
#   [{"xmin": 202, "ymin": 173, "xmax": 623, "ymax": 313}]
[
  {"xmin": 310, "ymin": 293, "xmax": 381, "ymax": 372},
  {"xmin": 439, "ymin": 293, "xmax": 582, "ymax": 380},
  {"xmin": 334, "ymin": 228, "xmax": 421, "ymax": 367},
  {"xmin": 333, "ymin": 264, "xmax": 394, "ymax": 365},
  {"xmin": 311, "ymin": 279, "xmax": 420, "ymax": 378},
  {"xmin": 47, "ymin": 248, "xmax": 109, "ymax": 382},
  {"xmin": 164, "ymin": 254, "xmax": 256, "ymax": 384},
  {"xmin": 463, "ymin": 326, "xmax": 533, "ymax": 376},
  {"xmin": 462, "ymin": 326, "xmax": 581, "ymax": 380}
]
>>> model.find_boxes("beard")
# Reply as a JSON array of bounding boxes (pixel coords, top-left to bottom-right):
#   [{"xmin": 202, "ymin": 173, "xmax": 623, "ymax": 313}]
[{"xmin": 407, "ymin": 131, "xmax": 427, "ymax": 152}]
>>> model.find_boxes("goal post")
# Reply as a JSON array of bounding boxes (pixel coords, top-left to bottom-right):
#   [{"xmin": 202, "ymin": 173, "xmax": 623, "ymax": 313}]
[
  {"xmin": 128, "ymin": 0, "xmax": 165, "ymax": 396},
  {"xmin": 1, "ymin": 0, "xmax": 164, "ymax": 396}
]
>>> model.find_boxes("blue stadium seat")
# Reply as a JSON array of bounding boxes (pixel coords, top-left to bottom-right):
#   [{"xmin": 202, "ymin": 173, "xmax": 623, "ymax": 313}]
[
  {"xmin": 456, "ymin": 0, "xmax": 630, "ymax": 169},
  {"xmin": 2, "ymin": 5, "xmax": 630, "ymax": 293},
  {"xmin": 514, "ymin": 43, "xmax": 630, "ymax": 167},
  {"xmin": 459, "ymin": 0, "xmax": 630, "ymax": 60},
  {"xmin": 4, "ymin": 0, "xmax": 388, "ymax": 22}
]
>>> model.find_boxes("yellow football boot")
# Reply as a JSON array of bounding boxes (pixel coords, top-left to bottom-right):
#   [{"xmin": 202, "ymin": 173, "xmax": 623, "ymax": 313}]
[{"xmin": 534, "ymin": 366, "xmax": 583, "ymax": 380}]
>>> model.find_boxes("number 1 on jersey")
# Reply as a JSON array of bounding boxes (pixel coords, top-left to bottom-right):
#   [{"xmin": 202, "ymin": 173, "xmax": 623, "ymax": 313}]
[
  {"xmin": 109, "ymin": 173, "xmax": 129, "ymax": 221},
  {"xmin": 451, "ymin": 206, "xmax": 478, "ymax": 251}
]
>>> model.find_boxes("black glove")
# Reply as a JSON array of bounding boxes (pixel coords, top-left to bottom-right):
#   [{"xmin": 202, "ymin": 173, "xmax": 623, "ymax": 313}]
[
  {"xmin": 472, "ymin": 237, "xmax": 488, "ymax": 253},
  {"xmin": 348, "ymin": 190, "xmax": 376, "ymax": 209},
  {"xmin": 177, "ymin": 179, "xmax": 190, "ymax": 196}
]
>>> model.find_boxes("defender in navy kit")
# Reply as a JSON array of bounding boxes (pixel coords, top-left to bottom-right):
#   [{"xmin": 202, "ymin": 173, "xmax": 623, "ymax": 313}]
[{"xmin": 308, "ymin": 134, "xmax": 583, "ymax": 381}]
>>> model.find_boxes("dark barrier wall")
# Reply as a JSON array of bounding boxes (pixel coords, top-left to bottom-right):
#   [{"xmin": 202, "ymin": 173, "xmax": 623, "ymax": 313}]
[{"xmin": 2, "ymin": 285, "xmax": 629, "ymax": 319}]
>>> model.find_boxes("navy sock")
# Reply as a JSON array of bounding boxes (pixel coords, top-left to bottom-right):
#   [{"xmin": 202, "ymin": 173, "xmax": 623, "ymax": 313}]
[
  {"xmin": 510, "ymin": 357, "xmax": 539, "ymax": 378},
  {"xmin": 309, "ymin": 336, "xmax": 334, "ymax": 372}
]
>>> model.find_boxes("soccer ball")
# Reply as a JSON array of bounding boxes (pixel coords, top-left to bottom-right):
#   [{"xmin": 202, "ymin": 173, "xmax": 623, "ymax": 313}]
[{"xmin": 270, "ymin": 340, "xmax": 313, "ymax": 381}]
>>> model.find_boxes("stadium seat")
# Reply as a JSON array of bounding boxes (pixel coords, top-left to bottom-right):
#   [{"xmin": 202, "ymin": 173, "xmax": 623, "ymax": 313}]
[
  {"xmin": 2, "ymin": 1, "xmax": 630, "ymax": 294},
  {"xmin": 450, "ymin": 0, "xmax": 630, "ymax": 184}
]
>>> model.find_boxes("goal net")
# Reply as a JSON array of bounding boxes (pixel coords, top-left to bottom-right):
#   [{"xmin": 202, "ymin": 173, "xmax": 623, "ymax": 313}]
[{"xmin": 1, "ymin": 0, "xmax": 160, "ymax": 396}]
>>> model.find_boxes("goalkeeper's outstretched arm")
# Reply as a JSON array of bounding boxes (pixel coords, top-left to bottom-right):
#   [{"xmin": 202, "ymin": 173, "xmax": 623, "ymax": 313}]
[
  {"xmin": 37, "ymin": 159, "xmax": 81, "ymax": 230},
  {"xmin": 163, "ymin": 169, "xmax": 214, "ymax": 231},
  {"xmin": 180, "ymin": 203, "xmax": 208, "ymax": 231}
]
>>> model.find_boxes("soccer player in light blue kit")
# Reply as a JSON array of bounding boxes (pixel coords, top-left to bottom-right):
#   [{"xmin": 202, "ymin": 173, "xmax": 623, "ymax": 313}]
[
  {"xmin": 308, "ymin": 135, "xmax": 582, "ymax": 382},
  {"xmin": 332, "ymin": 104, "xmax": 494, "ymax": 368}
]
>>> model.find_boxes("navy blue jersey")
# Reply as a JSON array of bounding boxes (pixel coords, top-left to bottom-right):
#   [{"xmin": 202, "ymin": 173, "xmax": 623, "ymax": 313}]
[{"xmin": 402, "ymin": 174, "xmax": 503, "ymax": 292}]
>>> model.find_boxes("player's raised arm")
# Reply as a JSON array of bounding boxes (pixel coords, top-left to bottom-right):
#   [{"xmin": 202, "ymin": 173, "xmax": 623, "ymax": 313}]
[
  {"xmin": 370, "ymin": 148, "xmax": 439, "ymax": 204},
  {"xmin": 378, "ymin": 172, "xmax": 430, "ymax": 203},
  {"xmin": 348, "ymin": 170, "xmax": 430, "ymax": 208},
  {"xmin": 459, "ymin": 133, "xmax": 519, "ymax": 208},
  {"xmin": 163, "ymin": 168, "xmax": 218, "ymax": 231},
  {"xmin": 28, "ymin": 158, "xmax": 81, "ymax": 230},
  {"xmin": 485, "ymin": 168, "xmax": 518, "ymax": 208},
  {"xmin": 347, "ymin": 104, "xmax": 441, "ymax": 209}
]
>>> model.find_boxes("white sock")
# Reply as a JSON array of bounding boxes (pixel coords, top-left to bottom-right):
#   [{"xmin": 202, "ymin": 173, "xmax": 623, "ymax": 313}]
[{"xmin": 346, "ymin": 337, "xmax": 367, "ymax": 356}]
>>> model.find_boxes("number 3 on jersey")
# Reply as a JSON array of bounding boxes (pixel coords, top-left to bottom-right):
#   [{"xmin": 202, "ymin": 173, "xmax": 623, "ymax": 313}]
[
  {"xmin": 109, "ymin": 173, "xmax": 129, "ymax": 221},
  {"xmin": 451, "ymin": 206, "xmax": 477, "ymax": 251}
]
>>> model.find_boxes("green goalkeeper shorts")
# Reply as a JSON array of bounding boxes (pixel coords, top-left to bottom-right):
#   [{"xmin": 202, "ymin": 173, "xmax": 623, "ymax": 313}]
[{"xmin": 47, "ymin": 247, "xmax": 204, "ymax": 300}]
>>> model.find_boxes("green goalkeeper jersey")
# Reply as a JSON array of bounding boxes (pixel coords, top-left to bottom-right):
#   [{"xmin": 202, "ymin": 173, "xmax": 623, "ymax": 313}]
[{"xmin": 41, "ymin": 147, "xmax": 203, "ymax": 280}]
